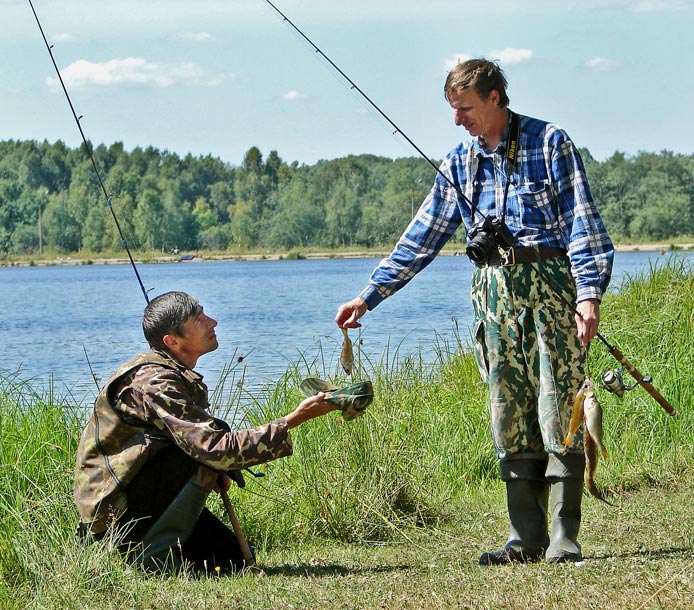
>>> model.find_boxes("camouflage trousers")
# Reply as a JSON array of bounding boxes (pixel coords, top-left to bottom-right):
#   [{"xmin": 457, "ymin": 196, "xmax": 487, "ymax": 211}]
[{"xmin": 470, "ymin": 257, "xmax": 586, "ymax": 458}]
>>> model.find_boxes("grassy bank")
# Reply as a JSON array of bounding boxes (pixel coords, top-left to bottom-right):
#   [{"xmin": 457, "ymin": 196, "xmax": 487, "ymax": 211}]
[{"xmin": 1, "ymin": 260, "xmax": 692, "ymax": 609}]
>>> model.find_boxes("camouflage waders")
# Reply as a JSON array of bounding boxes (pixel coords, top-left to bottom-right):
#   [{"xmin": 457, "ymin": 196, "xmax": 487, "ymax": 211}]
[
  {"xmin": 470, "ymin": 256, "xmax": 586, "ymax": 457},
  {"xmin": 471, "ymin": 256, "xmax": 587, "ymax": 564}
]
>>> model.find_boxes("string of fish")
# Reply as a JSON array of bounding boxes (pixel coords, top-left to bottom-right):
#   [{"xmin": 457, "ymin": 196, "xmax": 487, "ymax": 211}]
[{"xmin": 563, "ymin": 356, "xmax": 614, "ymax": 505}]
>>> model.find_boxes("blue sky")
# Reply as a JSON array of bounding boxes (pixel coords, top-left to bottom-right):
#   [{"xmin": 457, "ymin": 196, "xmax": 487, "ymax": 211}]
[{"xmin": 2, "ymin": 0, "xmax": 693, "ymax": 166}]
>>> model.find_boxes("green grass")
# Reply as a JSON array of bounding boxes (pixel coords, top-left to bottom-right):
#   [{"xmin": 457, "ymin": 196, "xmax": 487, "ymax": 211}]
[{"xmin": 1, "ymin": 259, "xmax": 693, "ymax": 609}]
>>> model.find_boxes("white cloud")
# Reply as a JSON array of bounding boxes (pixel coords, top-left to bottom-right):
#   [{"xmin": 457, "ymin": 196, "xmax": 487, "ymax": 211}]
[
  {"xmin": 46, "ymin": 58, "xmax": 226, "ymax": 90},
  {"xmin": 175, "ymin": 32, "xmax": 215, "ymax": 42},
  {"xmin": 632, "ymin": 0, "xmax": 693, "ymax": 12},
  {"xmin": 585, "ymin": 57, "xmax": 620, "ymax": 72},
  {"xmin": 52, "ymin": 33, "xmax": 73, "ymax": 43},
  {"xmin": 442, "ymin": 54, "xmax": 472, "ymax": 73},
  {"xmin": 443, "ymin": 53, "xmax": 472, "ymax": 72},
  {"xmin": 283, "ymin": 90, "xmax": 305, "ymax": 101},
  {"xmin": 443, "ymin": 48, "xmax": 532, "ymax": 73},
  {"xmin": 489, "ymin": 48, "xmax": 533, "ymax": 65}
]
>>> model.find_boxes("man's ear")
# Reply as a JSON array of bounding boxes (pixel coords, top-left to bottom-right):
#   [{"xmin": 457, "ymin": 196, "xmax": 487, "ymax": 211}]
[{"xmin": 162, "ymin": 333, "xmax": 178, "ymax": 351}]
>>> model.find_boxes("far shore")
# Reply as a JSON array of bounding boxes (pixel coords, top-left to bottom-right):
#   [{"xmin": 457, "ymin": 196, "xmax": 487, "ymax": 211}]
[{"xmin": 2, "ymin": 242, "xmax": 692, "ymax": 268}]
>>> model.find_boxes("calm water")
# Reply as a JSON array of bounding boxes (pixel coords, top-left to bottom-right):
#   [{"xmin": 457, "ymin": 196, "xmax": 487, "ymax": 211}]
[{"xmin": 1, "ymin": 250, "xmax": 690, "ymax": 402}]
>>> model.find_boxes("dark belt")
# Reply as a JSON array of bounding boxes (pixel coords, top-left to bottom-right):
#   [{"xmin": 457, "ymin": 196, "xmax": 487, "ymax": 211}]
[{"xmin": 480, "ymin": 246, "xmax": 567, "ymax": 267}]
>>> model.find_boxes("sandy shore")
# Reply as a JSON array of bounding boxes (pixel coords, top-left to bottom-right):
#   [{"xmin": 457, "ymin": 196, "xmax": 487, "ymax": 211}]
[{"xmin": 2, "ymin": 242, "xmax": 692, "ymax": 267}]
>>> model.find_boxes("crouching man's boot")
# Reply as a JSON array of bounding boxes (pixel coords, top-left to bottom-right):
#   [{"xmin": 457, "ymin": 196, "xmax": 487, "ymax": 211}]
[
  {"xmin": 545, "ymin": 451, "xmax": 585, "ymax": 563},
  {"xmin": 137, "ymin": 465, "xmax": 215, "ymax": 573},
  {"xmin": 479, "ymin": 455, "xmax": 550, "ymax": 566}
]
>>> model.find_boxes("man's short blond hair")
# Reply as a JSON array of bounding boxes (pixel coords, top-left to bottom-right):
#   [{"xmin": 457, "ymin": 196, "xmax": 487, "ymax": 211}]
[{"xmin": 444, "ymin": 58, "xmax": 509, "ymax": 107}]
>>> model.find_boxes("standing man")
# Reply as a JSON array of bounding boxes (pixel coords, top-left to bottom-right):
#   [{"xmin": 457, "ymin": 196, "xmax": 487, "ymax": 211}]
[
  {"xmin": 335, "ymin": 58, "xmax": 613, "ymax": 565},
  {"xmin": 75, "ymin": 291, "xmax": 338, "ymax": 574}
]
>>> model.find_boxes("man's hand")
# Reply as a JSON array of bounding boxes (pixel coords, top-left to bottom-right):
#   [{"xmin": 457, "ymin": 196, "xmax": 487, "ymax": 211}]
[
  {"xmin": 335, "ymin": 297, "xmax": 368, "ymax": 329},
  {"xmin": 575, "ymin": 298, "xmax": 600, "ymax": 346},
  {"xmin": 214, "ymin": 472, "xmax": 231, "ymax": 493},
  {"xmin": 284, "ymin": 393, "xmax": 340, "ymax": 429}
]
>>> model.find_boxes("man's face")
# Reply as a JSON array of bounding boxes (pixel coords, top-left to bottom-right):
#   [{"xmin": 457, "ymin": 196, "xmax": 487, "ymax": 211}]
[
  {"xmin": 448, "ymin": 87, "xmax": 500, "ymax": 139},
  {"xmin": 172, "ymin": 306, "xmax": 219, "ymax": 361}
]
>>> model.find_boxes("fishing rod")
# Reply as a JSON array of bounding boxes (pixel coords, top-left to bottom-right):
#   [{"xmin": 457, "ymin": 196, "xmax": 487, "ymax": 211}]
[
  {"xmin": 261, "ymin": 0, "xmax": 476, "ymax": 208},
  {"xmin": 29, "ymin": 1, "xmax": 262, "ymax": 559},
  {"xmin": 529, "ymin": 264, "xmax": 676, "ymax": 415},
  {"xmin": 262, "ymin": 0, "xmax": 676, "ymax": 416},
  {"xmin": 28, "ymin": 0, "xmax": 150, "ymax": 304}
]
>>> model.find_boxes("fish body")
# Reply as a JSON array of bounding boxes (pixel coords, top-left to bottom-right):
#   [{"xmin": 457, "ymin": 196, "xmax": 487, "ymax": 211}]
[
  {"xmin": 583, "ymin": 392, "xmax": 609, "ymax": 459},
  {"xmin": 584, "ymin": 426, "xmax": 615, "ymax": 505},
  {"xmin": 340, "ymin": 327, "xmax": 354, "ymax": 376},
  {"xmin": 563, "ymin": 378, "xmax": 592, "ymax": 447}
]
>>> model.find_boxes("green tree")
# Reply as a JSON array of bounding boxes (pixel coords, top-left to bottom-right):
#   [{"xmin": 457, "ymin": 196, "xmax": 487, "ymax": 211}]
[
  {"xmin": 192, "ymin": 196, "xmax": 218, "ymax": 235},
  {"xmin": 82, "ymin": 206, "xmax": 108, "ymax": 251},
  {"xmin": 134, "ymin": 188, "xmax": 164, "ymax": 250},
  {"xmin": 266, "ymin": 177, "xmax": 323, "ymax": 249},
  {"xmin": 209, "ymin": 181, "xmax": 234, "ymax": 223},
  {"xmin": 228, "ymin": 201, "xmax": 256, "ymax": 249},
  {"xmin": 10, "ymin": 224, "xmax": 37, "ymax": 254},
  {"xmin": 43, "ymin": 194, "xmax": 81, "ymax": 252}
]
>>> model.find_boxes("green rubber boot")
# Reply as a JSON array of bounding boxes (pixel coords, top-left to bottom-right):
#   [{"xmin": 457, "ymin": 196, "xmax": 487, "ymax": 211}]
[
  {"xmin": 545, "ymin": 452, "xmax": 585, "ymax": 563},
  {"xmin": 479, "ymin": 456, "xmax": 550, "ymax": 566},
  {"xmin": 137, "ymin": 479, "xmax": 210, "ymax": 573}
]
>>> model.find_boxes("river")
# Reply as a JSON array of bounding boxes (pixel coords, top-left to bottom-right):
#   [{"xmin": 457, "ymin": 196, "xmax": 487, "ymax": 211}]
[{"xmin": 1, "ymin": 250, "xmax": 690, "ymax": 403}]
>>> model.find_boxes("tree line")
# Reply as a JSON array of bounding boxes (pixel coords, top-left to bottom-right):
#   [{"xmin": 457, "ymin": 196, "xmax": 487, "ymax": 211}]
[{"xmin": 0, "ymin": 139, "xmax": 692, "ymax": 256}]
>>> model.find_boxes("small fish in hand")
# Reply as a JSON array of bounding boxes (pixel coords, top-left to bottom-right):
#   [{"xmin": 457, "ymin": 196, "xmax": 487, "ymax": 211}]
[
  {"xmin": 563, "ymin": 378, "xmax": 592, "ymax": 447},
  {"xmin": 340, "ymin": 327, "xmax": 354, "ymax": 376}
]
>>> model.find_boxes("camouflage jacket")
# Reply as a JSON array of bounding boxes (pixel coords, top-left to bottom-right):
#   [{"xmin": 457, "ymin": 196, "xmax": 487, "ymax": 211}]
[{"xmin": 74, "ymin": 349, "xmax": 292, "ymax": 533}]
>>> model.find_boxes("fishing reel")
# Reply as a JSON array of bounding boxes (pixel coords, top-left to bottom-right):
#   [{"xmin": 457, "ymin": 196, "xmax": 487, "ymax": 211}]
[{"xmin": 599, "ymin": 366, "xmax": 652, "ymax": 398}]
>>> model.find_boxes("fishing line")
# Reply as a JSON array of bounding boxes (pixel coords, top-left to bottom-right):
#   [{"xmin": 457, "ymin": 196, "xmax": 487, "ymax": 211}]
[
  {"xmin": 262, "ymin": 0, "xmax": 470, "ymax": 205},
  {"xmin": 28, "ymin": 0, "xmax": 151, "ymax": 304},
  {"xmin": 261, "ymin": 0, "xmax": 676, "ymax": 415}
]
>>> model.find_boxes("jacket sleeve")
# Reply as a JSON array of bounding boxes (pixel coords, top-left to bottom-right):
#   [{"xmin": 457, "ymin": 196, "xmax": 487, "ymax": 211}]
[
  {"xmin": 360, "ymin": 171, "xmax": 463, "ymax": 309},
  {"xmin": 129, "ymin": 368, "xmax": 293, "ymax": 471}
]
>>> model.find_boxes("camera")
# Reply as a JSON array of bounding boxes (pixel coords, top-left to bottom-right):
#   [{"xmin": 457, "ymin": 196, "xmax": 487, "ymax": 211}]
[{"xmin": 465, "ymin": 217, "xmax": 515, "ymax": 264}]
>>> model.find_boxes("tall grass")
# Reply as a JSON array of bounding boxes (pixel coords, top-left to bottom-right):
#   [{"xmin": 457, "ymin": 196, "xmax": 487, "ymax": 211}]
[
  {"xmin": 1, "ymin": 259, "xmax": 692, "ymax": 607},
  {"xmin": 588, "ymin": 257, "xmax": 694, "ymax": 492},
  {"xmin": 217, "ymin": 258, "xmax": 693, "ymax": 550}
]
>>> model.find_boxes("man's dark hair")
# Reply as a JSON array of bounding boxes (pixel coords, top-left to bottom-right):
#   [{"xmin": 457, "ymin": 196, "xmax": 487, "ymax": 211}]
[
  {"xmin": 444, "ymin": 58, "xmax": 509, "ymax": 107},
  {"xmin": 142, "ymin": 291, "xmax": 200, "ymax": 351}
]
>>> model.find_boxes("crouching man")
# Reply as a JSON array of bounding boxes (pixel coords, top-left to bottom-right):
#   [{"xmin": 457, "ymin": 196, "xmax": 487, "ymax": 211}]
[{"xmin": 74, "ymin": 291, "xmax": 338, "ymax": 574}]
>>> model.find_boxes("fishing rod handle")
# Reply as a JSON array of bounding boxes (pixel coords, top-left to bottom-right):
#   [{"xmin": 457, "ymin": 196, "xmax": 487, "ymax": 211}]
[
  {"xmin": 220, "ymin": 488, "xmax": 256, "ymax": 567},
  {"xmin": 608, "ymin": 345, "xmax": 676, "ymax": 415}
]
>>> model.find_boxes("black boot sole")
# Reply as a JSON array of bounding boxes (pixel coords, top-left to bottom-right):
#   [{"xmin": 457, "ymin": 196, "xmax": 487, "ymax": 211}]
[{"xmin": 479, "ymin": 548, "xmax": 544, "ymax": 566}]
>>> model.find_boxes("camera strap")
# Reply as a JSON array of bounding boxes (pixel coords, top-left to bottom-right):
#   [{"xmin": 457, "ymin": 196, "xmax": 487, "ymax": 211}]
[
  {"xmin": 470, "ymin": 111, "xmax": 521, "ymax": 222},
  {"xmin": 500, "ymin": 111, "xmax": 521, "ymax": 219}
]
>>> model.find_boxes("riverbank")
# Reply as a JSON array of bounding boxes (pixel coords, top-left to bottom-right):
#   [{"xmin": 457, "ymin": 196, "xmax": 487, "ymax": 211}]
[
  {"xmin": 2, "ymin": 261, "xmax": 693, "ymax": 609},
  {"xmin": 2, "ymin": 242, "xmax": 693, "ymax": 267}
]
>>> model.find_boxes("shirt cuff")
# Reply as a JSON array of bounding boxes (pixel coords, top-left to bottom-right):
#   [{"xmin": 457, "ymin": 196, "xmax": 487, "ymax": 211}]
[
  {"xmin": 359, "ymin": 285, "xmax": 384, "ymax": 310},
  {"xmin": 576, "ymin": 285, "xmax": 603, "ymax": 303}
]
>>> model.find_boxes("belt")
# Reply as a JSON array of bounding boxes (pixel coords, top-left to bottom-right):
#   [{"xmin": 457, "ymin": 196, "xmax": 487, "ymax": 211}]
[{"xmin": 480, "ymin": 246, "xmax": 567, "ymax": 267}]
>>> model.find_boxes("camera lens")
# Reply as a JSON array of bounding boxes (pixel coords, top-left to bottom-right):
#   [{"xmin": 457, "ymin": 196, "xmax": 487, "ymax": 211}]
[{"xmin": 466, "ymin": 232, "xmax": 496, "ymax": 263}]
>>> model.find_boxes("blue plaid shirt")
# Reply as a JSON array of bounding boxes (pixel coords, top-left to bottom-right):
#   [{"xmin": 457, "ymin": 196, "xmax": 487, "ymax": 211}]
[{"xmin": 360, "ymin": 111, "xmax": 614, "ymax": 307}]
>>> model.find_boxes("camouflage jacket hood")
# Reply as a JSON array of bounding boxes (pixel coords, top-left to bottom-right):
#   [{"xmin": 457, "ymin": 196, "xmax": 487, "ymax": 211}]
[{"xmin": 74, "ymin": 349, "xmax": 292, "ymax": 533}]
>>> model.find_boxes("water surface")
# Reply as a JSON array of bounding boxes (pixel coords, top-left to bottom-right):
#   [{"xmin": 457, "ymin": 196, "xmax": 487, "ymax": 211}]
[{"xmin": 1, "ymin": 250, "xmax": 689, "ymax": 402}]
